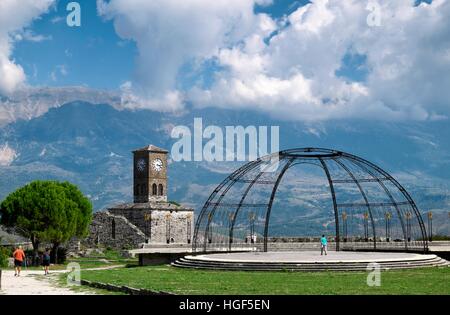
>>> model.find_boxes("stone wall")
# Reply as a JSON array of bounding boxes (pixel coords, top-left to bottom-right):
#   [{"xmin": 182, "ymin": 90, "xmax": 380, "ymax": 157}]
[
  {"xmin": 84, "ymin": 211, "xmax": 146, "ymax": 250},
  {"xmin": 149, "ymin": 210, "xmax": 193, "ymax": 244},
  {"xmin": 109, "ymin": 208, "xmax": 194, "ymax": 244}
]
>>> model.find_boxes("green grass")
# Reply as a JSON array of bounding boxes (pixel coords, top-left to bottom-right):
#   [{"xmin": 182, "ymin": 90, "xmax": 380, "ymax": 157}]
[
  {"xmin": 54, "ymin": 273, "xmax": 124, "ymax": 295},
  {"xmin": 66, "ymin": 257, "xmax": 137, "ymax": 269},
  {"xmin": 80, "ymin": 265, "xmax": 450, "ymax": 295}
]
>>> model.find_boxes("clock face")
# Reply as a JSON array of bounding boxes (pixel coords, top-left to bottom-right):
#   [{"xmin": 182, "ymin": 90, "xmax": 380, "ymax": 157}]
[
  {"xmin": 152, "ymin": 158, "xmax": 163, "ymax": 172},
  {"xmin": 136, "ymin": 158, "xmax": 146, "ymax": 172}
]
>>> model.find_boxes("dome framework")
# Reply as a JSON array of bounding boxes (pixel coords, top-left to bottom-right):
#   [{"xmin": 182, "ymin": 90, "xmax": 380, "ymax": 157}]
[{"xmin": 193, "ymin": 148, "xmax": 428, "ymax": 253}]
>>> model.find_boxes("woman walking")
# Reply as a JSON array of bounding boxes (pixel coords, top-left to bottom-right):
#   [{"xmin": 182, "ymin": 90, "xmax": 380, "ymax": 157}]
[{"xmin": 42, "ymin": 248, "xmax": 51, "ymax": 275}]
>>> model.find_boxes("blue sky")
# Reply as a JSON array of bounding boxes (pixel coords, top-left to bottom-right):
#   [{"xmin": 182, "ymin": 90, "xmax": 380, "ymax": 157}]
[{"xmin": 14, "ymin": 0, "xmax": 135, "ymax": 89}]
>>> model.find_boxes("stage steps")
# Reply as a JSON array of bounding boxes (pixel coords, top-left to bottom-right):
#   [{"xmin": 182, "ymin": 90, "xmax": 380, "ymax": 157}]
[{"xmin": 172, "ymin": 254, "xmax": 450, "ymax": 272}]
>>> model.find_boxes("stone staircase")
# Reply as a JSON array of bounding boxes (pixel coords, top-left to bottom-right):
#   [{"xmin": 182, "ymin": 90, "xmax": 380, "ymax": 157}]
[{"xmin": 172, "ymin": 254, "xmax": 450, "ymax": 272}]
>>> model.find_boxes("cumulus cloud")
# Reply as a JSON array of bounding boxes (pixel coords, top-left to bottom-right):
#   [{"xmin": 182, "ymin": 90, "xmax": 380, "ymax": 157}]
[
  {"xmin": 194, "ymin": 0, "xmax": 450, "ymax": 121},
  {"xmin": 0, "ymin": 143, "xmax": 17, "ymax": 166},
  {"xmin": 97, "ymin": 0, "xmax": 274, "ymax": 111},
  {"xmin": 100, "ymin": 0, "xmax": 450, "ymax": 121},
  {"xmin": 0, "ymin": 0, "xmax": 55, "ymax": 95},
  {"xmin": 119, "ymin": 81, "xmax": 184, "ymax": 112}
]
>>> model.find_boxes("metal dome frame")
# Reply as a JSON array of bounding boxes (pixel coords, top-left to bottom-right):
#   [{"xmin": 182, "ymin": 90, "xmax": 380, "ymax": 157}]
[{"xmin": 193, "ymin": 148, "xmax": 428, "ymax": 253}]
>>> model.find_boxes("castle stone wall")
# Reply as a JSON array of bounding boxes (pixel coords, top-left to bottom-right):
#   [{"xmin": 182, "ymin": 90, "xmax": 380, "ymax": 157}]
[
  {"xmin": 109, "ymin": 207, "xmax": 193, "ymax": 245},
  {"xmin": 84, "ymin": 211, "xmax": 146, "ymax": 250}
]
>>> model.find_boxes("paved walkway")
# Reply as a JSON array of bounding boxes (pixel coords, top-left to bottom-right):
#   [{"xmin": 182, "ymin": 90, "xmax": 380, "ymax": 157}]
[
  {"xmin": 190, "ymin": 251, "xmax": 437, "ymax": 263},
  {"xmin": 0, "ymin": 265, "xmax": 124, "ymax": 295}
]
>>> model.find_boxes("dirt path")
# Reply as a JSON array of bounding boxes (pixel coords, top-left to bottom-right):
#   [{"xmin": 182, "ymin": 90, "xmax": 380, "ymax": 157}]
[{"xmin": 0, "ymin": 265, "xmax": 124, "ymax": 295}]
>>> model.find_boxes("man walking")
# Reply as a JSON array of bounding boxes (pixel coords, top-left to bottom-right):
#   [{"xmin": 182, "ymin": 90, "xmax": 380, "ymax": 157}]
[
  {"xmin": 13, "ymin": 245, "xmax": 26, "ymax": 276},
  {"xmin": 320, "ymin": 235, "xmax": 328, "ymax": 256}
]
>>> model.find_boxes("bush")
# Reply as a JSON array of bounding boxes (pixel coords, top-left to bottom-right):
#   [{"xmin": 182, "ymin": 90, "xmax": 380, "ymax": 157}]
[
  {"xmin": 418, "ymin": 235, "xmax": 450, "ymax": 241},
  {"xmin": 0, "ymin": 247, "xmax": 10, "ymax": 268},
  {"xmin": 430, "ymin": 235, "xmax": 450, "ymax": 241}
]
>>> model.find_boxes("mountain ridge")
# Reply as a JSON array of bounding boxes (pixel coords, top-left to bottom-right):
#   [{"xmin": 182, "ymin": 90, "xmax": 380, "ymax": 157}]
[{"xmin": 0, "ymin": 100, "xmax": 449, "ymax": 234}]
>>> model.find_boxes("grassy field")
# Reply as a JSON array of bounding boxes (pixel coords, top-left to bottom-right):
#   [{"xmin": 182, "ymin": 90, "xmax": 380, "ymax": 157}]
[
  {"xmin": 54, "ymin": 274, "xmax": 125, "ymax": 295},
  {"xmin": 79, "ymin": 265, "xmax": 450, "ymax": 295},
  {"xmin": 66, "ymin": 249, "xmax": 138, "ymax": 269}
]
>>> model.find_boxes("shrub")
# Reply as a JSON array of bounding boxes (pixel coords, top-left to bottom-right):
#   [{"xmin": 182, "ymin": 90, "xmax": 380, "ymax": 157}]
[
  {"xmin": 417, "ymin": 235, "xmax": 450, "ymax": 241},
  {"xmin": 430, "ymin": 235, "xmax": 450, "ymax": 241},
  {"xmin": 0, "ymin": 246, "xmax": 10, "ymax": 268}
]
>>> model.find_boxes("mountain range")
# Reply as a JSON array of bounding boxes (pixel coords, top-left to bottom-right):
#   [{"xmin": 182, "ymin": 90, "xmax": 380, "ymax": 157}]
[{"xmin": 0, "ymin": 89, "xmax": 449, "ymax": 235}]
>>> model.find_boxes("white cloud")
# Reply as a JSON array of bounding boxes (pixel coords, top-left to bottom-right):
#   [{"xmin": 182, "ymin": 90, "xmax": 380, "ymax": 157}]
[
  {"xmin": 97, "ymin": 0, "xmax": 274, "ymax": 111},
  {"xmin": 100, "ymin": 0, "xmax": 450, "ymax": 121},
  {"xmin": 0, "ymin": 0, "xmax": 55, "ymax": 95},
  {"xmin": 50, "ymin": 16, "xmax": 64, "ymax": 24},
  {"xmin": 50, "ymin": 64, "xmax": 68, "ymax": 82},
  {"xmin": 195, "ymin": 0, "xmax": 450, "ymax": 121},
  {"xmin": 0, "ymin": 143, "xmax": 17, "ymax": 166},
  {"xmin": 15, "ymin": 30, "xmax": 52, "ymax": 42},
  {"xmin": 119, "ymin": 81, "xmax": 184, "ymax": 112}
]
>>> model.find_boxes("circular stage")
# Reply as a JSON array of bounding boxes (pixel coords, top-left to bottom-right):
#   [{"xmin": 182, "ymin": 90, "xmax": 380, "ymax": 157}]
[{"xmin": 172, "ymin": 251, "xmax": 449, "ymax": 271}]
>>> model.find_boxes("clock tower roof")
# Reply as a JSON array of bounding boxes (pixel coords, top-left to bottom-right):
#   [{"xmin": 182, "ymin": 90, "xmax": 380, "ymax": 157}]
[{"xmin": 133, "ymin": 144, "xmax": 168, "ymax": 154}]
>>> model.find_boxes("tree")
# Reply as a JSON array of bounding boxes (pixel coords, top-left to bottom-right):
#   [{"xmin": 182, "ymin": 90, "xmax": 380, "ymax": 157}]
[
  {"xmin": 48, "ymin": 181, "xmax": 93, "ymax": 263},
  {"xmin": 0, "ymin": 181, "xmax": 92, "ymax": 264}
]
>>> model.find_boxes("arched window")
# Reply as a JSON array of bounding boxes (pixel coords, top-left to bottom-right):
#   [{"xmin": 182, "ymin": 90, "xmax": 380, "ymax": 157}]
[
  {"xmin": 111, "ymin": 219, "xmax": 116, "ymax": 240},
  {"xmin": 141, "ymin": 184, "xmax": 146, "ymax": 195},
  {"xmin": 152, "ymin": 183, "xmax": 157, "ymax": 196},
  {"xmin": 158, "ymin": 184, "xmax": 164, "ymax": 196},
  {"xmin": 135, "ymin": 184, "xmax": 140, "ymax": 195}
]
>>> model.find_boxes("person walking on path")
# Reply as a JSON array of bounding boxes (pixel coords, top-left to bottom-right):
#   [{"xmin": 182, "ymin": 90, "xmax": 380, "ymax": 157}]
[
  {"xmin": 42, "ymin": 248, "xmax": 51, "ymax": 275},
  {"xmin": 13, "ymin": 246, "xmax": 26, "ymax": 276},
  {"xmin": 320, "ymin": 235, "xmax": 328, "ymax": 256}
]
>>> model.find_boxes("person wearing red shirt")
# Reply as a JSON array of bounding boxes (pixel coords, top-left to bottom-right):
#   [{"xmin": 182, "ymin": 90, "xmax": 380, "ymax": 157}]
[{"xmin": 13, "ymin": 245, "xmax": 26, "ymax": 277}]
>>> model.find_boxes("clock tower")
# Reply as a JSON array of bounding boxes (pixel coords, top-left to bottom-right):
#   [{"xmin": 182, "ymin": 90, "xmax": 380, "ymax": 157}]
[
  {"xmin": 89, "ymin": 143, "xmax": 194, "ymax": 252},
  {"xmin": 133, "ymin": 145, "xmax": 168, "ymax": 203}
]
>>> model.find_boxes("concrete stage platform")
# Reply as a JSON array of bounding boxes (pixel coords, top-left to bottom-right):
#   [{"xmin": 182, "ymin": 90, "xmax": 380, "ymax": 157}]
[{"xmin": 172, "ymin": 251, "xmax": 450, "ymax": 271}]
